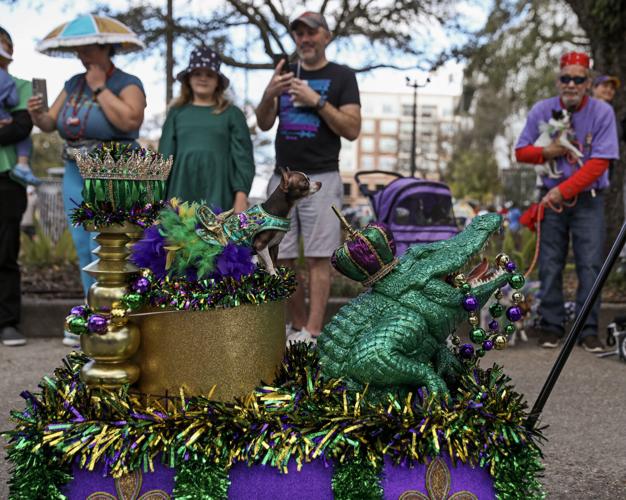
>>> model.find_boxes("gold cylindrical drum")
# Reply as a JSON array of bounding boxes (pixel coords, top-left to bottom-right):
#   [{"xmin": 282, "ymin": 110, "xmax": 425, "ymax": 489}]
[{"xmin": 136, "ymin": 301, "xmax": 285, "ymax": 401}]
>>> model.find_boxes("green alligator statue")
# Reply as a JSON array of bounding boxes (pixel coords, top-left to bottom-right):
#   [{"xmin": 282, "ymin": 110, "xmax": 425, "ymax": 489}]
[{"xmin": 318, "ymin": 213, "xmax": 510, "ymax": 398}]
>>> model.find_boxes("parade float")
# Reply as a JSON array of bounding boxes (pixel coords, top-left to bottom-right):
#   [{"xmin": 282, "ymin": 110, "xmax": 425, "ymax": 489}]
[{"xmin": 3, "ymin": 145, "xmax": 544, "ymax": 499}]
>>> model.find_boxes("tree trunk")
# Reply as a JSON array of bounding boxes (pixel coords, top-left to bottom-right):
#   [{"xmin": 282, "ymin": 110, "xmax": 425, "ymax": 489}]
[
  {"xmin": 165, "ymin": 0, "xmax": 174, "ymax": 106},
  {"xmin": 566, "ymin": 0, "xmax": 626, "ymax": 254}
]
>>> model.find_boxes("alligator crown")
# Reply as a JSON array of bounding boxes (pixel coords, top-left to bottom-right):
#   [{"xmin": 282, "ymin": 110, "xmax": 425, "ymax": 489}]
[
  {"xmin": 330, "ymin": 206, "xmax": 398, "ymax": 287},
  {"xmin": 75, "ymin": 149, "xmax": 173, "ymax": 181}
]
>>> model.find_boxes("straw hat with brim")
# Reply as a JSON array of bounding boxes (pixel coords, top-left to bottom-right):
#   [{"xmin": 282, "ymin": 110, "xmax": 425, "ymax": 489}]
[
  {"xmin": 36, "ymin": 14, "xmax": 144, "ymax": 57},
  {"xmin": 176, "ymin": 46, "xmax": 230, "ymax": 89}
]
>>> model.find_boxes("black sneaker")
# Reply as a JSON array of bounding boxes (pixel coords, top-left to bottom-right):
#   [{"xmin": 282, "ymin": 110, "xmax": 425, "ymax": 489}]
[
  {"xmin": 538, "ymin": 331, "xmax": 560, "ymax": 348},
  {"xmin": 580, "ymin": 336, "xmax": 605, "ymax": 353},
  {"xmin": 1, "ymin": 326, "xmax": 27, "ymax": 346}
]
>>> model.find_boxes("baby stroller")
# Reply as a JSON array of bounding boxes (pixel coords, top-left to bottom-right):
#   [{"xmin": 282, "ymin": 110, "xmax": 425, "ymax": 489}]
[{"xmin": 354, "ymin": 171, "xmax": 459, "ymax": 255}]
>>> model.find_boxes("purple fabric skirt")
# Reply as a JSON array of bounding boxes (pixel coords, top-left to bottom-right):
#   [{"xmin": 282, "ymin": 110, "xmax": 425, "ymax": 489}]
[{"xmin": 64, "ymin": 456, "xmax": 495, "ymax": 499}]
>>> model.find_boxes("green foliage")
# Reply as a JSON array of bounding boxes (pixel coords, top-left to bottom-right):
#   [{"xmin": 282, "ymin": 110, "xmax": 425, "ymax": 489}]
[
  {"xmin": 19, "ymin": 223, "xmax": 77, "ymax": 267},
  {"xmin": 447, "ymin": 149, "xmax": 501, "ymax": 204}
]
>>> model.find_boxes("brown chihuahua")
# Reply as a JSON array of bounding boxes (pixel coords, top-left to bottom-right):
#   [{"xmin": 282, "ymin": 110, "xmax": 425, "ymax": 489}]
[{"xmin": 254, "ymin": 168, "xmax": 321, "ymax": 274}]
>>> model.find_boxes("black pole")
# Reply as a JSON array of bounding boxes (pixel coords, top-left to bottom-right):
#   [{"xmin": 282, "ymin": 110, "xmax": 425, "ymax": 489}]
[
  {"xmin": 405, "ymin": 77, "xmax": 429, "ymax": 178},
  {"xmin": 526, "ymin": 221, "xmax": 626, "ymax": 430}
]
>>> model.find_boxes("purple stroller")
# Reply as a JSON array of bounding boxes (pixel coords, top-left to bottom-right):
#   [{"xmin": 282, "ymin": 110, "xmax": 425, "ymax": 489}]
[{"xmin": 354, "ymin": 171, "xmax": 459, "ymax": 255}]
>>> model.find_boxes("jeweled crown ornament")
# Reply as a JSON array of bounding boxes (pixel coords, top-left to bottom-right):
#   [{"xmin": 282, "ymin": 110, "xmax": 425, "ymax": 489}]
[
  {"xmin": 330, "ymin": 205, "xmax": 398, "ymax": 287},
  {"xmin": 75, "ymin": 143, "xmax": 173, "ymax": 210}
]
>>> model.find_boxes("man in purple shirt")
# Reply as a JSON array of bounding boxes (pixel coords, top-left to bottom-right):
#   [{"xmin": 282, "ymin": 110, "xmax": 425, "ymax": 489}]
[{"xmin": 515, "ymin": 51, "xmax": 619, "ymax": 352}]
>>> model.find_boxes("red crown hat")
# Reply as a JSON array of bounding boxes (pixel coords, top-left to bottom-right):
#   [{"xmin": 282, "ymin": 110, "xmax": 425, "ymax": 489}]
[{"xmin": 560, "ymin": 51, "xmax": 590, "ymax": 68}]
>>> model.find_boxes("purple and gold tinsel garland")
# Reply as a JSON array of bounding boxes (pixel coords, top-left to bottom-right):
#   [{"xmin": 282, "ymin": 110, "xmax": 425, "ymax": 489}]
[
  {"xmin": 70, "ymin": 200, "xmax": 166, "ymax": 229},
  {"xmin": 3, "ymin": 346, "xmax": 544, "ymax": 499},
  {"xmin": 64, "ymin": 269, "xmax": 296, "ymax": 336}
]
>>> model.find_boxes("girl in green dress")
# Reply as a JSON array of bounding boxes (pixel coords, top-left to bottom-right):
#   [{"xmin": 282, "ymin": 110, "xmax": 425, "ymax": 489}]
[{"xmin": 159, "ymin": 47, "xmax": 254, "ymax": 212}]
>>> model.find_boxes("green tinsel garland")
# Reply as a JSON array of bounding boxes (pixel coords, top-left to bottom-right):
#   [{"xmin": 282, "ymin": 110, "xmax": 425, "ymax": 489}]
[
  {"xmin": 173, "ymin": 453, "xmax": 230, "ymax": 500},
  {"xmin": 3, "ymin": 348, "xmax": 545, "ymax": 499},
  {"xmin": 332, "ymin": 456, "xmax": 383, "ymax": 500}
]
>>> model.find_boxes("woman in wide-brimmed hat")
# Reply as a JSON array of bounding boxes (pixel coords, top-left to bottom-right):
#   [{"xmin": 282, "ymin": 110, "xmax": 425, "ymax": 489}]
[
  {"xmin": 26, "ymin": 14, "xmax": 146, "ymax": 345},
  {"xmin": 159, "ymin": 46, "xmax": 254, "ymax": 212}
]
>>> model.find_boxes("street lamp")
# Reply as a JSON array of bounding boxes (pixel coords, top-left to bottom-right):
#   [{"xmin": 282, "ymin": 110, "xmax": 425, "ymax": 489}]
[{"xmin": 406, "ymin": 76, "xmax": 430, "ymax": 177}]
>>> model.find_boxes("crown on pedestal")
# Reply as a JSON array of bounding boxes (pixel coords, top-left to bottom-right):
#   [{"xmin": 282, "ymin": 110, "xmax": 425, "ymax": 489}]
[
  {"xmin": 75, "ymin": 146, "xmax": 173, "ymax": 181},
  {"xmin": 330, "ymin": 206, "xmax": 398, "ymax": 287}
]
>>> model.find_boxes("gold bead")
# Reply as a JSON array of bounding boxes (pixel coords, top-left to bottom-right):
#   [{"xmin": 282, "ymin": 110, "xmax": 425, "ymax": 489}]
[
  {"xmin": 494, "ymin": 335, "xmax": 507, "ymax": 350},
  {"xmin": 453, "ymin": 273, "xmax": 467, "ymax": 287},
  {"xmin": 494, "ymin": 289, "xmax": 503, "ymax": 300},
  {"xmin": 512, "ymin": 291, "xmax": 524, "ymax": 304},
  {"xmin": 468, "ymin": 313, "xmax": 479, "ymax": 326},
  {"xmin": 495, "ymin": 253, "xmax": 510, "ymax": 269}
]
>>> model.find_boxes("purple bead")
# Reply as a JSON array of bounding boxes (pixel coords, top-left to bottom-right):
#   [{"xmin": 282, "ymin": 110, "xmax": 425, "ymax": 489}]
[
  {"xmin": 506, "ymin": 306, "xmax": 523, "ymax": 322},
  {"xmin": 459, "ymin": 343, "xmax": 475, "ymax": 359},
  {"xmin": 70, "ymin": 305, "xmax": 87, "ymax": 317},
  {"xmin": 483, "ymin": 339, "xmax": 494, "ymax": 351},
  {"xmin": 133, "ymin": 277, "xmax": 150, "ymax": 294},
  {"xmin": 488, "ymin": 320, "xmax": 499, "ymax": 331},
  {"xmin": 87, "ymin": 314, "xmax": 108, "ymax": 334},
  {"xmin": 505, "ymin": 261, "xmax": 517, "ymax": 272},
  {"xmin": 462, "ymin": 295, "xmax": 479, "ymax": 312}
]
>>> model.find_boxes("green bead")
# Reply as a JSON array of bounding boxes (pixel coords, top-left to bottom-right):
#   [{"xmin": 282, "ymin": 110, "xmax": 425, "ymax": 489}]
[
  {"xmin": 476, "ymin": 348, "xmax": 486, "ymax": 357},
  {"xmin": 68, "ymin": 315, "xmax": 88, "ymax": 335},
  {"xmin": 123, "ymin": 293, "xmax": 143, "ymax": 310},
  {"xmin": 489, "ymin": 302, "xmax": 504, "ymax": 318},
  {"xmin": 505, "ymin": 323, "xmax": 516, "ymax": 335},
  {"xmin": 470, "ymin": 327, "xmax": 487, "ymax": 343},
  {"xmin": 461, "ymin": 283, "xmax": 472, "ymax": 294},
  {"xmin": 508, "ymin": 273, "xmax": 526, "ymax": 290}
]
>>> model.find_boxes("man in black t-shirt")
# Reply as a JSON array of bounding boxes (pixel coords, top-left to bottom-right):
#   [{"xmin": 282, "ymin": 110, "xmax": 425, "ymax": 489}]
[{"xmin": 256, "ymin": 11, "xmax": 361, "ymax": 346}]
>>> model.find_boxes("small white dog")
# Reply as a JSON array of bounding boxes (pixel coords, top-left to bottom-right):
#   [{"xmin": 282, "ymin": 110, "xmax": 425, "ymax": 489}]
[{"xmin": 533, "ymin": 109, "xmax": 583, "ymax": 179}]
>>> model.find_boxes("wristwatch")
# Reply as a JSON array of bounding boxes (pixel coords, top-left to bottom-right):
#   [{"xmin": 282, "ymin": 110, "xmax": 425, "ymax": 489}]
[
  {"xmin": 93, "ymin": 86, "xmax": 106, "ymax": 97},
  {"xmin": 316, "ymin": 95, "xmax": 327, "ymax": 110}
]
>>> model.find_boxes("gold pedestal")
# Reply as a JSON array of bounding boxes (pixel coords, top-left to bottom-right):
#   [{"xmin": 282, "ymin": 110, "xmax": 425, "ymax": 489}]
[
  {"xmin": 80, "ymin": 222, "xmax": 143, "ymax": 388},
  {"xmin": 136, "ymin": 301, "xmax": 285, "ymax": 401}
]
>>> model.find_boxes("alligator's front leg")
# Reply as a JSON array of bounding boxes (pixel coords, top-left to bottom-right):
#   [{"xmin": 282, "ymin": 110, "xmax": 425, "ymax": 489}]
[
  {"xmin": 435, "ymin": 345, "xmax": 463, "ymax": 385},
  {"xmin": 347, "ymin": 313, "xmax": 449, "ymax": 396}
]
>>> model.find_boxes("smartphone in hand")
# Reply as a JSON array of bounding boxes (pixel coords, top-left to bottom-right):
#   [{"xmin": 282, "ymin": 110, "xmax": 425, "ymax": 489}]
[
  {"xmin": 272, "ymin": 54, "xmax": 291, "ymax": 74},
  {"xmin": 32, "ymin": 78, "xmax": 48, "ymax": 111}
]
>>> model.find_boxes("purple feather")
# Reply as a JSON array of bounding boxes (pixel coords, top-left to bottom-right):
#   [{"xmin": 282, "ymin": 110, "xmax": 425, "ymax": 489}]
[
  {"xmin": 212, "ymin": 243, "xmax": 255, "ymax": 280},
  {"xmin": 130, "ymin": 225, "xmax": 167, "ymax": 279},
  {"xmin": 347, "ymin": 236, "xmax": 381, "ymax": 274}
]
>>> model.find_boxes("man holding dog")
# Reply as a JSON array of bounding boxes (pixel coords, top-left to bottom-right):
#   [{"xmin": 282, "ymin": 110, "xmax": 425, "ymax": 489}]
[
  {"xmin": 256, "ymin": 11, "xmax": 361, "ymax": 345},
  {"xmin": 515, "ymin": 51, "xmax": 619, "ymax": 352}
]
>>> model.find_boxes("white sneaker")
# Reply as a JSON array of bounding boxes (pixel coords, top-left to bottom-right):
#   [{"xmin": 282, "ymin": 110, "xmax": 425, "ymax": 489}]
[
  {"xmin": 63, "ymin": 330, "xmax": 81, "ymax": 347},
  {"xmin": 286, "ymin": 328, "xmax": 317, "ymax": 346}
]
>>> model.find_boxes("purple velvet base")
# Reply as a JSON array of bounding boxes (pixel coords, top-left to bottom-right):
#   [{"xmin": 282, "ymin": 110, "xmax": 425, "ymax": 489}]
[{"xmin": 63, "ymin": 456, "xmax": 495, "ymax": 499}]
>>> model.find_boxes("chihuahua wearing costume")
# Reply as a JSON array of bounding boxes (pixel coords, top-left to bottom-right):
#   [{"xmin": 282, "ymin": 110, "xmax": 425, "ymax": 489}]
[
  {"xmin": 533, "ymin": 109, "xmax": 583, "ymax": 179},
  {"xmin": 196, "ymin": 168, "xmax": 321, "ymax": 275}
]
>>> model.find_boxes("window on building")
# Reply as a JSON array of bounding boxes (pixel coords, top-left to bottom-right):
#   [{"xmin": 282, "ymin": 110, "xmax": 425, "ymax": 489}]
[
  {"xmin": 379, "ymin": 156, "xmax": 397, "ymax": 170},
  {"xmin": 379, "ymin": 137, "xmax": 398, "ymax": 153},
  {"xmin": 382, "ymin": 103, "xmax": 395, "ymax": 114},
  {"xmin": 361, "ymin": 155, "xmax": 375, "ymax": 169},
  {"xmin": 362, "ymin": 119, "xmax": 375, "ymax": 134},
  {"xmin": 343, "ymin": 183, "xmax": 352, "ymax": 196},
  {"xmin": 361, "ymin": 137, "xmax": 375, "ymax": 153},
  {"xmin": 379, "ymin": 120, "xmax": 398, "ymax": 134},
  {"xmin": 421, "ymin": 105, "xmax": 437, "ymax": 118},
  {"xmin": 402, "ymin": 104, "xmax": 413, "ymax": 117}
]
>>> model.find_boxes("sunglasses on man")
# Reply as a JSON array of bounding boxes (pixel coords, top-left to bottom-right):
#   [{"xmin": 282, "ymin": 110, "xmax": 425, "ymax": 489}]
[{"xmin": 559, "ymin": 75, "xmax": 588, "ymax": 85}]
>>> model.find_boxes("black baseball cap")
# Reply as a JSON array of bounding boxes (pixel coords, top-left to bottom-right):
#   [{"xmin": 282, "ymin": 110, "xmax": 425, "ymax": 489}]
[{"xmin": 289, "ymin": 12, "xmax": 330, "ymax": 32}]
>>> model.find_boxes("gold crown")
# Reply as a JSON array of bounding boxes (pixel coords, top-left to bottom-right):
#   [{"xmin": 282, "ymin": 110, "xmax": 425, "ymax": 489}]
[{"xmin": 75, "ymin": 150, "xmax": 174, "ymax": 181}]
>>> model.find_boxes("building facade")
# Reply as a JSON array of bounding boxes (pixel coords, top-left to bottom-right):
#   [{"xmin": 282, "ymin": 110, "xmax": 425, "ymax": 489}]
[{"xmin": 339, "ymin": 90, "xmax": 460, "ymax": 207}]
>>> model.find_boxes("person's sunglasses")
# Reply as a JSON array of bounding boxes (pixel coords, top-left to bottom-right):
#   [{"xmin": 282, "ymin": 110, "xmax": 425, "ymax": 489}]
[{"xmin": 560, "ymin": 75, "xmax": 588, "ymax": 85}]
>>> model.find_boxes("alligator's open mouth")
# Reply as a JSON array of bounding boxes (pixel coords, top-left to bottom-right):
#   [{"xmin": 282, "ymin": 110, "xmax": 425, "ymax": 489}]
[{"xmin": 444, "ymin": 244, "xmax": 505, "ymax": 288}]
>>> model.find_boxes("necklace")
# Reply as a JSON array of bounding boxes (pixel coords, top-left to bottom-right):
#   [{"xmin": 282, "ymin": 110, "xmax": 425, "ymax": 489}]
[
  {"xmin": 452, "ymin": 253, "xmax": 526, "ymax": 360},
  {"xmin": 60, "ymin": 65, "xmax": 115, "ymax": 141}
]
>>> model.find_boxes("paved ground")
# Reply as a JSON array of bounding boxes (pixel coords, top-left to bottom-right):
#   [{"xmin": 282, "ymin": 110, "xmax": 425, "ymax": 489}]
[{"xmin": 1, "ymin": 337, "xmax": 625, "ymax": 499}]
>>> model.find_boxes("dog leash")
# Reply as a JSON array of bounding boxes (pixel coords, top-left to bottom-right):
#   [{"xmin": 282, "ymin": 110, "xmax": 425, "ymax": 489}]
[{"xmin": 524, "ymin": 196, "xmax": 577, "ymax": 278}]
